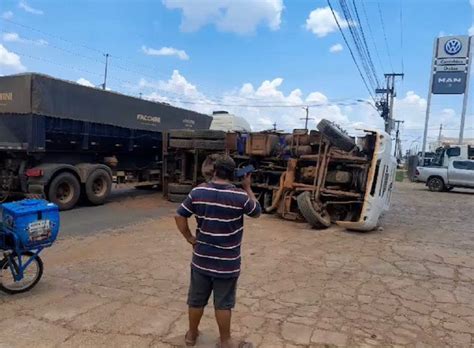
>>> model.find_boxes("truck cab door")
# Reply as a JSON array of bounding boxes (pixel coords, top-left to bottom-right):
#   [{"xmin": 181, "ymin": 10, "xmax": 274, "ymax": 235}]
[{"xmin": 450, "ymin": 161, "xmax": 472, "ymax": 186}]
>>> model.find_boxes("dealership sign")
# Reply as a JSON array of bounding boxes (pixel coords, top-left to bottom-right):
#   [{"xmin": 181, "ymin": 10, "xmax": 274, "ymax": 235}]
[
  {"xmin": 431, "ymin": 36, "xmax": 471, "ymax": 95},
  {"xmin": 432, "ymin": 71, "xmax": 467, "ymax": 94}
]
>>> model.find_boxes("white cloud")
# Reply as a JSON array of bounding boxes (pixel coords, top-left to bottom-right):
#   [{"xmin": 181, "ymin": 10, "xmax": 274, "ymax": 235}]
[
  {"xmin": 162, "ymin": 0, "xmax": 284, "ymax": 34},
  {"xmin": 135, "ymin": 71, "xmax": 381, "ymax": 131},
  {"xmin": 305, "ymin": 6, "xmax": 349, "ymax": 38},
  {"xmin": 18, "ymin": 1, "xmax": 43, "ymax": 15},
  {"xmin": 76, "ymin": 78, "xmax": 95, "ymax": 88},
  {"xmin": 141, "ymin": 45, "xmax": 189, "ymax": 60},
  {"xmin": 1, "ymin": 11, "xmax": 13, "ymax": 19},
  {"xmin": 0, "ymin": 44, "xmax": 26, "ymax": 73},
  {"xmin": 2, "ymin": 33, "xmax": 21, "ymax": 42},
  {"xmin": 469, "ymin": 25, "xmax": 474, "ymax": 36},
  {"xmin": 329, "ymin": 43, "xmax": 343, "ymax": 53},
  {"xmin": 1, "ymin": 32, "xmax": 48, "ymax": 46}
]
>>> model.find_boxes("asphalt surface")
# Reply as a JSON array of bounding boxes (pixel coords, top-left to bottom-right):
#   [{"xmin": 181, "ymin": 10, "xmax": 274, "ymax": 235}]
[{"xmin": 59, "ymin": 189, "xmax": 175, "ymax": 237}]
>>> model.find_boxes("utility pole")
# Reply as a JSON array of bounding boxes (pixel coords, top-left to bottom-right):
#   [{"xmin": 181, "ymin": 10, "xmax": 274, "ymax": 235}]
[
  {"xmin": 438, "ymin": 123, "xmax": 443, "ymax": 145},
  {"xmin": 376, "ymin": 73, "xmax": 404, "ymax": 134},
  {"xmin": 102, "ymin": 53, "xmax": 109, "ymax": 90},
  {"xmin": 393, "ymin": 119, "xmax": 404, "ymax": 160},
  {"xmin": 300, "ymin": 106, "xmax": 314, "ymax": 130}
]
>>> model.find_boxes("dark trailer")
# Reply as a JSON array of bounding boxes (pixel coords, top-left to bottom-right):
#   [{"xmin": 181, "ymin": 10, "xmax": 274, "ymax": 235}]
[{"xmin": 0, "ymin": 73, "xmax": 212, "ymax": 210}]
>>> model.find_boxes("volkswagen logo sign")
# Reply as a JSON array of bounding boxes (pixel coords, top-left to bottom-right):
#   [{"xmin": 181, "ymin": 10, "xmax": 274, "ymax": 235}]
[{"xmin": 444, "ymin": 39, "xmax": 462, "ymax": 55}]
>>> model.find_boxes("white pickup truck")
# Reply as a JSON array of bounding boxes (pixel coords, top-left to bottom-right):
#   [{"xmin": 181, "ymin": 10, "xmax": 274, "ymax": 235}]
[{"xmin": 415, "ymin": 159, "xmax": 474, "ymax": 192}]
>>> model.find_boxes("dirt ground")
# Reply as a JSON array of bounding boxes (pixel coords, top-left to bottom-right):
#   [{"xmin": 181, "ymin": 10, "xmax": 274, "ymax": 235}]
[{"xmin": 1, "ymin": 181, "xmax": 474, "ymax": 347}]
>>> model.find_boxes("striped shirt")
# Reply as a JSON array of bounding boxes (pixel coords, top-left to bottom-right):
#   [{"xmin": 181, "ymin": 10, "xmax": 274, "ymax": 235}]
[{"xmin": 176, "ymin": 182, "xmax": 261, "ymax": 278}]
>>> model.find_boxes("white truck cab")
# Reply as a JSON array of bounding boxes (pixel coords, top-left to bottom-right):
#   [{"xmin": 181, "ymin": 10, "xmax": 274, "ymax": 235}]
[{"xmin": 337, "ymin": 129, "xmax": 396, "ymax": 231}]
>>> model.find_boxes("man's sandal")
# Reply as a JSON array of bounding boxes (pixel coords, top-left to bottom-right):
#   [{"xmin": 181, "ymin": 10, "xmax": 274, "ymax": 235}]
[{"xmin": 185, "ymin": 331, "xmax": 199, "ymax": 346}]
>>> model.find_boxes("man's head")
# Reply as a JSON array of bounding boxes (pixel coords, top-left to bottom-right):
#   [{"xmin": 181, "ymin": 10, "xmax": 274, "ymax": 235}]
[{"xmin": 213, "ymin": 155, "xmax": 236, "ymax": 181}]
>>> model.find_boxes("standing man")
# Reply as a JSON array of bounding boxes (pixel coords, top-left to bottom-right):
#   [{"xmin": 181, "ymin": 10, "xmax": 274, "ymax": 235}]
[{"xmin": 175, "ymin": 155, "xmax": 261, "ymax": 348}]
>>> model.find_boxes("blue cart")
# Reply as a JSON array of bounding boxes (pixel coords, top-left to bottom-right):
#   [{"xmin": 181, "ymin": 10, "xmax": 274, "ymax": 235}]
[{"xmin": 0, "ymin": 200, "xmax": 59, "ymax": 294}]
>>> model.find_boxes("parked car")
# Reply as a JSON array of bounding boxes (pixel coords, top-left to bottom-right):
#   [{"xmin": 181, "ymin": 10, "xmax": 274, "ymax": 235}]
[{"xmin": 415, "ymin": 159, "xmax": 474, "ymax": 191}]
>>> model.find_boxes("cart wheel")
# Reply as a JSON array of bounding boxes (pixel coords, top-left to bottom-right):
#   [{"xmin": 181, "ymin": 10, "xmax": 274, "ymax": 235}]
[
  {"xmin": 0, "ymin": 192, "xmax": 8, "ymax": 203},
  {"xmin": 0, "ymin": 252, "xmax": 43, "ymax": 295}
]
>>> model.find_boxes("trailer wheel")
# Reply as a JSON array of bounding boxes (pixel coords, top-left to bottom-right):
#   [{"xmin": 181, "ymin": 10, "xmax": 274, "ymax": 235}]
[
  {"xmin": 85, "ymin": 169, "xmax": 112, "ymax": 205},
  {"xmin": 317, "ymin": 119, "xmax": 356, "ymax": 152},
  {"xmin": 168, "ymin": 183, "xmax": 193, "ymax": 194},
  {"xmin": 48, "ymin": 172, "xmax": 81, "ymax": 210},
  {"xmin": 168, "ymin": 193, "xmax": 188, "ymax": 203},
  {"xmin": 296, "ymin": 191, "xmax": 331, "ymax": 229}
]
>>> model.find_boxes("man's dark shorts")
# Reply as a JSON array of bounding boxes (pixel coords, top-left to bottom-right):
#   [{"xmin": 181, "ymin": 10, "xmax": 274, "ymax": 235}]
[{"xmin": 187, "ymin": 268, "xmax": 238, "ymax": 310}]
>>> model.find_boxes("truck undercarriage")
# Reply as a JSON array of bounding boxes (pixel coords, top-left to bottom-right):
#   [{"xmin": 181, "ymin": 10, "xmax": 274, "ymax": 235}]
[{"xmin": 163, "ymin": 119, "xmax": 395, "ymax": 231}]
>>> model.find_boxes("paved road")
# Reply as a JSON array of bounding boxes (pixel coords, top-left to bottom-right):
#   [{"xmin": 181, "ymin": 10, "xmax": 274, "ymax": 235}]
[
  {"xmin": 2, "ymin": 182, "xmax": 474, "ymax": 347},
  {"xmin": 60, "ymin": 189, "xmax": 175, "ymax": 237}
]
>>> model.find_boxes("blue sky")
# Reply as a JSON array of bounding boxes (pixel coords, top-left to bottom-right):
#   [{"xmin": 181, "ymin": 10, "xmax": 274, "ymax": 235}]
[{"xmin": 1, "ymin": 0, "xmax": 473, "ymax": 151}]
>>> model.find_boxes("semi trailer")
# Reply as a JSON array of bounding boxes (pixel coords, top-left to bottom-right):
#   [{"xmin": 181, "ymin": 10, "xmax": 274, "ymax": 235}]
[{"xmin": 0, "ymin": 73, "xmax": 212, "ymax": 210}]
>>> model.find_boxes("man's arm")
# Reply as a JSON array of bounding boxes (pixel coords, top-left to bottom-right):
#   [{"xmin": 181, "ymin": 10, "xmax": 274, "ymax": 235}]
[
  {"xmin": 175, "ymin": 215, "xmax": 196, "ymax": 246},
  {"xmin": 241, "ymin": 173, "xmax": 261, "ymax": 218},
  {"xmin": 175, "ymin": 192, "xmax": 197, "ymax": 246}
]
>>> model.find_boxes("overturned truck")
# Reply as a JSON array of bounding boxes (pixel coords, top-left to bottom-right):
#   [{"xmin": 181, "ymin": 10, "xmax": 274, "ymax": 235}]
[{"xmin": 164, "ymin": 120, "xmax": 396, "ymax": 231}]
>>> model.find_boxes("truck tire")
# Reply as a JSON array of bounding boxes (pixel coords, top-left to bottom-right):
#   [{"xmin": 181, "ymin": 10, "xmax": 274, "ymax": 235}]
[
  {"xmin": 168, "ymin": 183, "xmax": 193, "ymax": 194},
  {"xmin": 85, "ymin": 169, "xmax": 112, "ymax": 205},
  {"xmin": 317, "ymin": 119, "xmax": 356, "ymax": 152},
  {"xmin": 48, "ymin": 172, "xmax": 81, "ymax": 211},
  {"xmin": 427, "ymin": 176, "xmax": 445, "ymax": 192},
  {"xmin": 169, "ymin": 130, "xmax": 226, "ymax": 139},
  {"xmin": 168, "ymin": 193, "xmax": 188, "ymax": 203},
  {"xmin": 296, "ymin": 191, "xmax": 331, "ymax": 229},
  {"xmin": 169, "ymin": 139, "xmax": 194, "ymax": 149}
]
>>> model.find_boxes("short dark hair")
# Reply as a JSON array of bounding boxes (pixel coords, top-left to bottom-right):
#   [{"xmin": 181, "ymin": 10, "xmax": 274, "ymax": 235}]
[{"xmin": 214, "ymin": 155, "xmax": 236, "ymax": 181}]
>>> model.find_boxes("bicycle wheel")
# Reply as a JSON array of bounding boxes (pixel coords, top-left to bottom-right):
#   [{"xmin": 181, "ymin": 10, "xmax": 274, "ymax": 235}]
[{"xmin": 0, "ymin": 252, "xmax": 43, "ymax": 294}]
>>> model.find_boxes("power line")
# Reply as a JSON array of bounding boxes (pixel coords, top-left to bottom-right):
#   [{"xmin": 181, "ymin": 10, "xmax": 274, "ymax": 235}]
[
  {"xmin": 342, "ymin": 0, "xmax": 382, "ymax": 88},
  {"xmin": 377, "ymin": 1, "xmax": 395, "ymax": 72},
  {"xmin": 327, "ymin": 0, "xmax": 376, "ymax": 102},
  {"xmin": 339, "ymin": 0, "xmax": 378, "ymax": 89},
  {"xmin": 360, "ymin": 0, "xmax": 385, "ymax": 73},
  {"xmin": 399, "ymin": 0, "xmax": 405, "ymax": 74}
]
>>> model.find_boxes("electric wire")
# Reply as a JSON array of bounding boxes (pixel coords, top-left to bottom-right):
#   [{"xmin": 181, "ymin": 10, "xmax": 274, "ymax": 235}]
[
  {"xmin": 349, "ymin": 0, "xmax": 381, "ymax": 87},
  {"xmin": 377, "ymin": 1, "xmax": 395, "ymax": 72},
  {"xmin": 327, "ymin": 0, "xmax": 376, "ymax": 102},
  {"xmin": 399, "ymin": 0, "xmax": 405, "ymax": 74},
  {"xmin": 360, "ymin": 0, "xmax": 385, "ymax": 74},
  {"xmin": 339, "ymin": 0, "xmax": 377, "ymax": 90}
]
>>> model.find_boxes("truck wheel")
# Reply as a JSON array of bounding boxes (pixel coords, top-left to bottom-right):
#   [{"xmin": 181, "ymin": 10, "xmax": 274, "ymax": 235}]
[
  {"xmin": 168, "ymin": 193, "xmax": 188, "ymax": 203},
  {"xmin": 427, "ymin": 177, "xmax": 445, "ymax": 192},
  {"xmin": 168, "ymin": 183, "xmax": 193, "ymax": 194},
  {"xmin": 48, "ymin": 172, "xmax": 81, "ymax": 210},
  {"xmin": 85, "ymin": 169, "xmax": 112, "ymax": 205},
  {"xmin": 296, "ymin": 191, "xmax": 331, "ymax": 229},
  {"xmin": 317, "ymin": 119, "xmax": 356, "ymax": 152}
]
